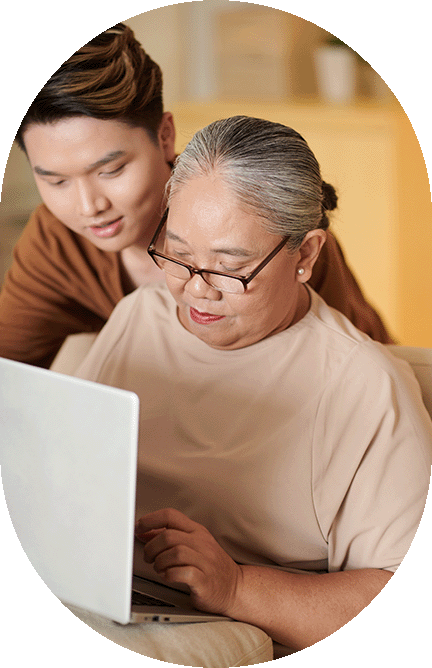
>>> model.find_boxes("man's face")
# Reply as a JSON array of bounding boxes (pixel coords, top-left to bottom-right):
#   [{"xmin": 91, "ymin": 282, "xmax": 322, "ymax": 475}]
[{"xmin": 23, "ymin": 114, "xmax": 176, "ymax": 251}]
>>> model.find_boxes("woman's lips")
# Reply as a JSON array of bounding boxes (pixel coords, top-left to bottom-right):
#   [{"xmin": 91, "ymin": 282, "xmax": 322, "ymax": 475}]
[
  {"xmin": 88, "ymin": 218, "xmax": 122, "ymax": 238},
  {"xmin": 189, "ymin": 307, "xmax": 225, "ymax": 325}
]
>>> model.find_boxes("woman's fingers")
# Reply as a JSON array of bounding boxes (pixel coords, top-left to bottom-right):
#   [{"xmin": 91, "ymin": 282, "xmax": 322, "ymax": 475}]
[
  {"xmin": 151, "ymin": 543, "xmax": 204, "ymax": 575},
  {"xmin": 134, "ymin": 527, "xmax": 165, "ymax": 543},
  {"xmin": 135, "ymin": 508, "xmax": 242, "ymax": 616},
  {"xmin": 136, "ymin": 507, "xmax": 198, "ymax": 534},
  {"xmin": 143, "ymin": 528, "xmax": 197, "ymax": 564},
  {"xmin": 157, "ymin": 565, "xmax": 203, "ymax": 589}
]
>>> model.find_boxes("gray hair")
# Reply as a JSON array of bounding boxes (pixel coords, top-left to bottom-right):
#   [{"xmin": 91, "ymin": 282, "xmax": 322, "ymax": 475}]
[{"xmin": 167, "ymin": 116, "xmax": 337, "ymax": 251}]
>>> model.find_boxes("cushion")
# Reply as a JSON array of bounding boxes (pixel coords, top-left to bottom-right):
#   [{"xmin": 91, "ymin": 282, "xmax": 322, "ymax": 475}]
[
  {"xmin": 386, "ymin": 345, "xmax": 432, "ymax": 419},
  {"xmin": 65, "ymin": 604, "xmax": 273, "ymax": 666}
]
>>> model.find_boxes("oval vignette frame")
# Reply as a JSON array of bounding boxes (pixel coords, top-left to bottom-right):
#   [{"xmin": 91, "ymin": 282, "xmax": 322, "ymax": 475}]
[{"xmin": 0, "ymin": 1, "xmax": 431, "ymax": 667}]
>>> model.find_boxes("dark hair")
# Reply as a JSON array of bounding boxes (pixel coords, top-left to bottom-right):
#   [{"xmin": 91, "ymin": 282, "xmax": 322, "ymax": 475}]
[
  {"xmin": 168, "ymin": 116, "xmax": 338, "ymax": 250},
  {"xmin": 16, "ymin": 23, "xmax": 164, "ymax": 150}
]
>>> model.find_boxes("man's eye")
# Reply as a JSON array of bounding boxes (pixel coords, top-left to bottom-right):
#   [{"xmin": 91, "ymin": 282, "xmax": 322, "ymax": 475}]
[{"xmin": 102, "ymin": 164, "xmax": 125, "ymax": 176}]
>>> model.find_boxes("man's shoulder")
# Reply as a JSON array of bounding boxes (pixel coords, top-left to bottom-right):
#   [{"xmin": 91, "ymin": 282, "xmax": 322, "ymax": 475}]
[{"xmin": 25, "ymin": 204, "xmax": 118, "ymax": 267}]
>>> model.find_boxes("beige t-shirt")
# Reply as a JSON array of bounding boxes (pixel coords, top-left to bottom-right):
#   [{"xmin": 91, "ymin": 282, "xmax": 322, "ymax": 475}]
[{"xmin": 76, "ymin": 284, "xmax": 431, "ymax": 574}]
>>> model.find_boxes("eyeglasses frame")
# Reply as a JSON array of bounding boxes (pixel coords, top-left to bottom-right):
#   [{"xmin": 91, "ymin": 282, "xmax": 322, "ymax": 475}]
[{"xmin": 147, "ymin": 209, "xmax": 290, "ymax": 293}]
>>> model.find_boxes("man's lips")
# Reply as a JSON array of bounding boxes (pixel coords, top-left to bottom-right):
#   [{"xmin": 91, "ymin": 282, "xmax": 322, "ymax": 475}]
[
  {"xmin": 88, "ymin": 218, "xmax": 122, "ymax": 238},
  {"xmin": 189, "ymin": 307, "xmax": 225, "ymax": 325}
]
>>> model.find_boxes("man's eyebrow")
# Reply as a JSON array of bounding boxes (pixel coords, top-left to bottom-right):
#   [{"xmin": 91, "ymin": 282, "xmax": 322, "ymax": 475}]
[
  {"xmin": 33, "ymin": 150, "xmax": 127, "ymax": 177},
  {"xmin": 33, "ymin": 166, "xmax": 64, "ymax": 177},
  {"xmin": 87, "ymin": 150, "xmax": 127, "ymax": 170},
  {"xmin": 165, "ymin": 230, "xmax": 255, "ymax": 257}
]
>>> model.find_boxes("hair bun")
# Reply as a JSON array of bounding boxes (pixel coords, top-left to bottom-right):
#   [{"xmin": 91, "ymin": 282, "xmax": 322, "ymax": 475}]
[{"xmin": 322, "ymin": 181, "xmax": 338, "ymax": 211}]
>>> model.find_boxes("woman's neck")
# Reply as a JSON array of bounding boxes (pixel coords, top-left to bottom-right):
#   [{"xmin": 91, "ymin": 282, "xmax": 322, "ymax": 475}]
[{"xmin": 290, "ymin": 284, "xmax": 311, "ymax": 328}]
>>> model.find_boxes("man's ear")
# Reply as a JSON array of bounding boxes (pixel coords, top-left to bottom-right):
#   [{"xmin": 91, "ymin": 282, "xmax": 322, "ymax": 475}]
[
  {"xmin": 295, "ymin": 230, "xmax": 327, "ymax": 283},
  {"xmin": 158, "ymin": 112, "xmax": 176, "ymax": 163}
]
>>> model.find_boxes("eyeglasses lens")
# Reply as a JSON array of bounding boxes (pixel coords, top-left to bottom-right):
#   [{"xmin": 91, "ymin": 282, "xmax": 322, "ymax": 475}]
[{"xmin": 154, "ymin": 256, "xmax": 245, "ymax": 294}]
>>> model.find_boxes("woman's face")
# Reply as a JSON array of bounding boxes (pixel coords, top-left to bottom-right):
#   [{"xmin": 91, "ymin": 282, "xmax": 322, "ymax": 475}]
[
  {"xmin": 165, "ymin": 175, "xmax": 312, "ymax": 350},
  {"xmin": 23, "ymin": 115, "xmax": 176, "ymax": 252}
]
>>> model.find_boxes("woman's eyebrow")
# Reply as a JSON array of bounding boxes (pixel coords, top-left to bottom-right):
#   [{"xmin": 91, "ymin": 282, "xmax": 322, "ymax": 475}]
[
  {"xmin": 165, "ymin": 230, "xmax": 185, "ymax": 243},
  {"xmin": 33, "ymin": 150, "xmax": 127, "ymax": 177},
  {"xmin": 211, "ymin": 246, "xmax": 255, "ymax": 257},
  {"xmin": 165, "ymin": 230, "xmax": 254, "ymax": 257}
]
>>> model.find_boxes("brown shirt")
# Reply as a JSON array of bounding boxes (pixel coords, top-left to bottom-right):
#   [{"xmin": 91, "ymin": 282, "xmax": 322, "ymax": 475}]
[{"xmin": 0, "ymin": 204, "xmax": 394, "ymax": 368}]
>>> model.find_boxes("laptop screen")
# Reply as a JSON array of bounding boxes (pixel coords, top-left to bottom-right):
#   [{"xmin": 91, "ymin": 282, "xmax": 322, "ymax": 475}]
[{"xmin": 0, "ymin": 357, "xmax": 139, "ymax": 623}]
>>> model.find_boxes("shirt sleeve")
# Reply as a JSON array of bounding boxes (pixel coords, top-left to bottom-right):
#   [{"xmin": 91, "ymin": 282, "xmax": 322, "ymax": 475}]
[
  {"xmin": 0, "ymin": 205, "xmax": 125, "ymax": 368},
  {"xmin": 310, "ymin": 232, "xmax": 395, "ymax": 344},
  {"xmin": 312, "ymin": 344, "xmax": 432, "ymax": 573}
]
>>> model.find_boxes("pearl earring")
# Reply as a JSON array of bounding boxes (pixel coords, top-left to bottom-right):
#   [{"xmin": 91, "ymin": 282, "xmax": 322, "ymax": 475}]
[{"xmin": 297, "ymin": 267, "xmax": 305, "ymax": 275}]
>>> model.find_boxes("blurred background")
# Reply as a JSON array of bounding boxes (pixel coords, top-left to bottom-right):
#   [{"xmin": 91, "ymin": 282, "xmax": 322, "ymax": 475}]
[{"xmin": 1, "ymin": 1, "xmax": 431, "ymax": 346}]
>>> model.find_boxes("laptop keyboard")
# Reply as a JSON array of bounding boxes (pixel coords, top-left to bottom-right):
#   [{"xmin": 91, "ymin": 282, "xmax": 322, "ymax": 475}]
[{"xmin": 132, "ymin": 590, "xmax": 176, "ymax": 607}]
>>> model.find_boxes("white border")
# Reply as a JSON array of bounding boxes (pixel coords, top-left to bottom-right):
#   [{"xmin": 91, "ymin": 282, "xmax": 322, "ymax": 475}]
[{"xmin": 1, "ymin": 2, "xmax": 431, "ymax": 666}]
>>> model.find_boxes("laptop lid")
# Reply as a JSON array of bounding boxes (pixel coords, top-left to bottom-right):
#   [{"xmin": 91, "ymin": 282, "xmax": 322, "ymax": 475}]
[{"xmin": 0, "ymin": 357, "xmax": 139, "ymax": 625}]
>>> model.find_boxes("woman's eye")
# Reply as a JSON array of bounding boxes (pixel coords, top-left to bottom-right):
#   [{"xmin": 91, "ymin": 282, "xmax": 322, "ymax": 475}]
[
  {"xmin": 221, "ymin": 265, "xmax": 245, "ymax": 275},
  {"xmin": 166, "ymin": 246, "xmax": 190, "ymax": 259}
]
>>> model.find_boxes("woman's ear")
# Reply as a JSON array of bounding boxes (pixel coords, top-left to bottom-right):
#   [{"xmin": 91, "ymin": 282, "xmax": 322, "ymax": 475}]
[
  {"xmin": 295, "ymin": 230, "xmax": 327, "ymax": 282},
  {"xmin": 158, "ymin": 112, "xmax": 176, "ymax": 163}
]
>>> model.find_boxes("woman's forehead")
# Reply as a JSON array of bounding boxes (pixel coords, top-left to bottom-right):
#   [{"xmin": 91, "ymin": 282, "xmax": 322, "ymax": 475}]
[
  {"xmin": 166, "ymin": 215, "xmax": 272, "ymax": 259},
  {"xmin": 167, "ymin": 176, "xmax": 271, "ymax": 250}
]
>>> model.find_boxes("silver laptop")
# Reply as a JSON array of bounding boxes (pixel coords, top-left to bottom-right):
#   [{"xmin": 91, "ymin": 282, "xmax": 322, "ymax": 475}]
[{"xmin": 0, "ymin": 356, "xmax": 228, "ymax": 625}]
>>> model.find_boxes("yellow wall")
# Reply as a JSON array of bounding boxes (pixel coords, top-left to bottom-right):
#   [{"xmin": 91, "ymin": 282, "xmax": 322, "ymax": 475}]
[{"xmin": 395, "ymin": 109, "xmax": 432, "ymax": 347}]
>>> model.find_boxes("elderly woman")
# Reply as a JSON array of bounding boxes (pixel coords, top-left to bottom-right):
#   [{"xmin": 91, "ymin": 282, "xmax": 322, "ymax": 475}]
[{"xmin": 75, "ymin": 116, "xmax": 431, "ymax": 651}]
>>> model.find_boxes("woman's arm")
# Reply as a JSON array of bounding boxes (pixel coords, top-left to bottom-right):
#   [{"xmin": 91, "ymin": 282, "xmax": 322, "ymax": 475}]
[
  {"xmin": 230, "ymin": 562, "xmax": 391, "ymax": 650},
  {"xmin": 136, "ymin": 508, "xmax": 392, "ymax": 651}
]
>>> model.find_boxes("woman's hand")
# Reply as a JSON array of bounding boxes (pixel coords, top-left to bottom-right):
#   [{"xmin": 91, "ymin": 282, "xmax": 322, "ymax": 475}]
[
  {"xmin": 135, "ymin": 508, "xmax": 393, "ymax": 650},
  {"xmin": 135, "ymin": 508, "xmax": 242, "ymax": 617}
]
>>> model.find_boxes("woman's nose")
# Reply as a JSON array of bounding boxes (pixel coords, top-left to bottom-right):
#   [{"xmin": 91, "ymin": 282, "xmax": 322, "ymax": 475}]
[
  {"xmin": 184, "ymin": 273, "xmax": 222, "ymax": 300},
  {"xmin": 76, "ymin": 180, "xmax": 110, "ymax": 217}
]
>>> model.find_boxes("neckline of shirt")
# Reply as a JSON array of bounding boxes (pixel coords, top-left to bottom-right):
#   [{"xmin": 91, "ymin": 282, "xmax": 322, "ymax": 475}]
[{"xmin": 165, "ymin": 284, "xmax": 318, "ymax": 360}]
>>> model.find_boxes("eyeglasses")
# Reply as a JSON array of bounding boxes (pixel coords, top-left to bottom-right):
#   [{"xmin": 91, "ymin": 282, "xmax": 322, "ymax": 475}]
[{"xmin": 147, "ymin": 209, "xmax": 289, "ymax": 295}]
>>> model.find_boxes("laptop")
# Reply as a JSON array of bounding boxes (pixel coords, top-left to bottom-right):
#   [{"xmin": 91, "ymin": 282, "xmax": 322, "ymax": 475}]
[{"xmin": 0, "ymin": 356, "xmax": 228, "ymax": 625}]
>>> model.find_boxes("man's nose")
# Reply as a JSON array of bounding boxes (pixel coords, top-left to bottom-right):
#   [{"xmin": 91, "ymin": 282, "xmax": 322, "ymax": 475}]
[{"xmin": 76, "ymin": 180, "xmax": 110, "ymax": 217}]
